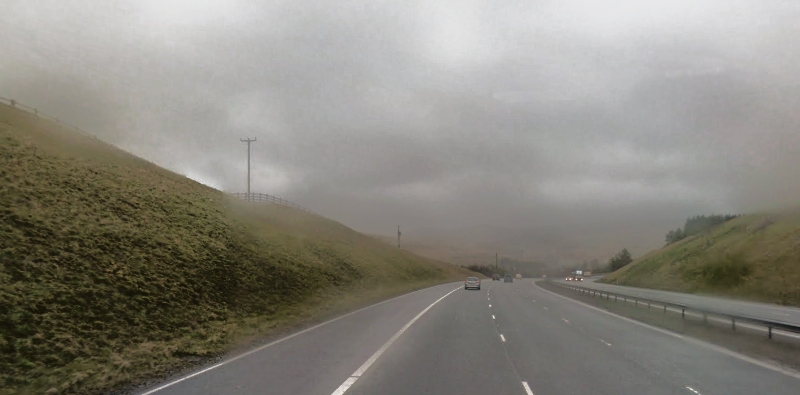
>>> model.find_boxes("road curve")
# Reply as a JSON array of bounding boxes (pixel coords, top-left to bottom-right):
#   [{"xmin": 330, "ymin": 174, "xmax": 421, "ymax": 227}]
[
  {"xmin": 136, "ymin": 279, "xmax": 800, "ymax": 395},
  {"xmin": 554, "ymin": 277, "xmax": 800, "ymax": 326}
]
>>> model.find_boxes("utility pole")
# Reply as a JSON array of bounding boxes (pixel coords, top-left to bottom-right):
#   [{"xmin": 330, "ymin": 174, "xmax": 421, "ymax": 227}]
[
  {"xmin": 240, "ymin": 137, "xmax": 257, "ymax": 201},
  {"xmin": 397, "ymin": 226, "xmax": 401, "ymax": 248}
]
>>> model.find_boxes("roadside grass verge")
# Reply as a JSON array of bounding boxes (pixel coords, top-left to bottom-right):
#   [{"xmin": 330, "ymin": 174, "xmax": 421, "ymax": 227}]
[{"xmin": 0, "ymin": 102, "xmax": 474, "ymax": 395}]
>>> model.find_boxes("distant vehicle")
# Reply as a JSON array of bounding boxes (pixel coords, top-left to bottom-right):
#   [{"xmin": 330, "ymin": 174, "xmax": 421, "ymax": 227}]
[
  {"xmin": 465, "ymin": 277, "xmax": 481, "ymax": 290},
  {"xmin": 504, "ymin": 274, "xmax": 513, "ymax": 283},
  {"xmin": 515, "ymin": 274, "xmax": 522, "ymax": 280},
  {"xmin": 492, "ymin": 274, "xmax": 500, "ymax": 281},
  {"xmin": 583, "ymin": 271, "xmax": 592, "ymax": 277}
]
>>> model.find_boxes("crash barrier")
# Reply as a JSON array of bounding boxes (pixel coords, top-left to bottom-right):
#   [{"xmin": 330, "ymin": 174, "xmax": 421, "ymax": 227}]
[{"xmin": 547, "ymin": 281, "xmax": 800, "ymax": 340}]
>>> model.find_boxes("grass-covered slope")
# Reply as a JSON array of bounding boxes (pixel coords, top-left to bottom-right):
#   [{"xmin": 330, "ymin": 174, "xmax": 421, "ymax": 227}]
[
  {"xmin": 0, "ymin": 103, "xmax": 473, "ymax": 395},
  {"xmin": 600, "ymin": 213, "xmax": 800, "ymax": 306}
]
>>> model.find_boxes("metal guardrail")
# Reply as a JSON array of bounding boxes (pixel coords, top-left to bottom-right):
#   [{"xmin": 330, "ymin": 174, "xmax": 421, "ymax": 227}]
[
  {"xmin": 547, "ymin": 280, "xmax": 800, "ymax": 340},
  {"xmin": 230, "ymin": 192, "xmax": 317, "ymax": 215}
]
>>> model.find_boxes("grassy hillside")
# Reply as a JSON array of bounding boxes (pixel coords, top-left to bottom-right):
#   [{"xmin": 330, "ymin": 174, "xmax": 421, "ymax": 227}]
[
  {"xmin": 0, "ymin": 102, "xmax": 474, "ymax": 395},
  {"xmin": 600, "ymin": 213, "xmax": 800, "ymax": 306}
]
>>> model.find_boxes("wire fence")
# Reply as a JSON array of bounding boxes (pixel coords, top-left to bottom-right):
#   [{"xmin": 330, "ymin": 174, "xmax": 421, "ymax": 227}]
[
  {"xmin": 2, "ymin": 96, "xmax": 319, "ymax": 217},
  {"xmin": 229, "ymin": 193, "xmax": 317, "ymax": 215},
  {"xmin": 0, "ymin": 96, "xmax": 100, "ymax": 140}
]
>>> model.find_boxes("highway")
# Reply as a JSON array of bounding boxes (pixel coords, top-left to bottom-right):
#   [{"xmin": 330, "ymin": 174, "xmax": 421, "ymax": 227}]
[
  {"xmin": 554, "ymin": 277, "xmax": 800, "ymax": 326},
  {"xmin": 136, "ymin": 280, "xmax": 800, "ymax": 395}
]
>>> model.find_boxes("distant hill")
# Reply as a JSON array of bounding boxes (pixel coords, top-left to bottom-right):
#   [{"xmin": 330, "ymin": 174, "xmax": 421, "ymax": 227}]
[
  {"xmin": 0, "ymin": 102, "xmax": 474, "ymax": 395},
  {"xmin": 374, "ymin": 222, "xmax": 665, "ymax": 267},
  {"xmin": 600, "ymin": 211, "xmax": 800, "ymax": 306}
]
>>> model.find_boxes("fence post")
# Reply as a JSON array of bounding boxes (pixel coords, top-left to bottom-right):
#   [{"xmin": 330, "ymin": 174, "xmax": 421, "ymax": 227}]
[
  {"xmin": 682, "ymin": 308, "xmax": 685, "ymax": 319},
  {"xmin": 768, "ymin": 326, "xmax": 773, "ymax": 339},
  {"xmin": 731, "ymin": 318, "xmax": 736, "ymax": 332},
  {"xmin": 10, "ymin": 99, "xmax": 15, "ymax": 107}
]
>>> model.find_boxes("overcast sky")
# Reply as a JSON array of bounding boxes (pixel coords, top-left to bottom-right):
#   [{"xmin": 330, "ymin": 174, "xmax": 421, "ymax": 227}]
[{"xmin": 2, "ymin": 0, "xmax": 799, "ymax": 246}]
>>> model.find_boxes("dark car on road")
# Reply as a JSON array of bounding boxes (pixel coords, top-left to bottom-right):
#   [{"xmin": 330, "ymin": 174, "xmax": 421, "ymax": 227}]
[
  {"xmin": 504, "ymin": 274, "xmax": 513, "ymax": 283},
  {"xmin": 465, "ymin": 277, "xmax": 481, "ymax": 290},
  {"xmin": 492, "ymin": 274, "xmax": 500, "ymax": 281}
]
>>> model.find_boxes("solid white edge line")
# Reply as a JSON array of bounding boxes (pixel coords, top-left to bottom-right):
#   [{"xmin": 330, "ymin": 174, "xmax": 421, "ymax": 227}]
[
  {"xmin": 138, "ymin": 282, "xmax": 459, "ymax": 395},
  {"xmin": 139, "ymin": 363, "xmax": 224, "ymax": 395},
  {"xmin": 522, "ymin": 381, "xmax": 535, "ymax": 395},
  {"xmin": 331, "ymin": 377, "xmax": 358, "ymax": 395},
  {"xmin": 534, "ymin": 281, "xmax": 800, "ymax": 380},
  {"xmin": 685, "ymin": 386, "xmax": 700, "ymax": 394},
  {"xmin": 330, "ymin": 286, "xmax": 461, "ymax": 394}
]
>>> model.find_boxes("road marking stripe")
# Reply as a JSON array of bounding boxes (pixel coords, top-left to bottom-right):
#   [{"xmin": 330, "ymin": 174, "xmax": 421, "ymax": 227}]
[
  {"xmin": 535, "ymin": 282, "xmax": 800, "ymax": 380},
  {"xmin": 138, "ymin": 283, "xmax": 458, "ymax": 395},
  {"xmin": 685, "ymin": 386, "xmax": 701, "ymax": 394},
  {"xmin": 139, "ymin": 363, "xmax": 224, "ymax": 395},
  {"xmin": 331, "ymin": 377, "xmax": 358, "ymax": 395},
  {"xmin": 543, "ymin": 307, "xmax": 548, "ymax": 310},
  {"xmin": 492, "ymin": 315, "xmax": 496, "ymax": 319},
  {"xmin": 599, "ymin": 339, "xmax": 612, "ymax": 347},
  {"xmin": 329, "ymin": 286, "xmax": 460, "ymax": 394},
  {"xmin": 500, "ymin": 334, "xmax": 506, "ymax": 342},
  {"xmin": 489, "ymin": 304, "xmax": 492, "ymax": 307},
  {"xmin": 562, "ymin": 318, "xmax": 570, "ymax": 324},
  {"xmin": 522, "ymin": 381, "xmax": 535, "ymax": 395}
]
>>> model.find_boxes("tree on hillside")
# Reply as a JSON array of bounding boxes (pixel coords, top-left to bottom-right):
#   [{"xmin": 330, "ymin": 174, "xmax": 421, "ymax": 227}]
[
  {"xmin": 608, "ymin": 248, "xmax": 633, "ymax": 271},
  {"xmin": 665, "ymin": 228, "xmax": 685, "ymax": 245},
  {"xmin": 664, "ymin": 213, "xmax": 739, "ymax": 246}
]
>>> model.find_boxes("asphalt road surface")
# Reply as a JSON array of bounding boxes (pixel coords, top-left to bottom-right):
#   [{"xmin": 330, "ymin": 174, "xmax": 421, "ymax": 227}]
[
  {"xmin": 137, "ymin": 280, "xmax": 800, "ymax": 395},
  {"xmin": 554, "ymin": 277, "xmax": 800, "ymax": 326}
]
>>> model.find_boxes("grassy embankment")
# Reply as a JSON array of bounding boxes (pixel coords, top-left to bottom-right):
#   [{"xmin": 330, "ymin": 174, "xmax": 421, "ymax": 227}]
[
  {"xmin": 0, "ymin": 102, "xmax": 474, "ymax": 395},
  {"xmin": 600, "ymin": 213, "xmax": 800, "ymax": 306}
]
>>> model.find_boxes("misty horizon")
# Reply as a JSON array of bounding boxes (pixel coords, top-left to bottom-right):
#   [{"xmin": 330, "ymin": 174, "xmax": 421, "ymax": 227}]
[{"xmin": 3, "ymin": 0, "xmax": 799, "ymax": 261}]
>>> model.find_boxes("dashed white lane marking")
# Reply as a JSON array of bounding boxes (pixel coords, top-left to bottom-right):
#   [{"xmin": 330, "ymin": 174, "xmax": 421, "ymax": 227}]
[
  {"xmin": 492, "ymin": 315, "xmax": 496, "ymax": 320},
  {"xmin": 330, "ymin": 286, "xmax": 461, "ymax": 395},
  {"xmin": 500, "ymin": 334, "xmax": 506, "ymax": 342},
  {"xmin": 543, "ymin": 307, "xmax": 548, "ymax": 310},
  {"xmin": 562, "ymin": 318, "xmax": 570, "ymax": 324},
  {"xmin": 522, "ymin": 381, "xmax": 535, "ymax": 395},
  {"xmin": 599, "ymin": 339, "xmax": 613, "ymax": 347},
  {"xmin": 331, "ymin": 377, "xmax": 357, "ymax": 395},
  {"xmin": 685, "ymin": 386, "xmax": 701, "ymax": 394},
  {"xmin": 535, "ymin": 282, "xmax": 800, "ymax": 381},
  {"xmin": 489, "ymin": 304, "xmax": 492, "ymax": 308}
]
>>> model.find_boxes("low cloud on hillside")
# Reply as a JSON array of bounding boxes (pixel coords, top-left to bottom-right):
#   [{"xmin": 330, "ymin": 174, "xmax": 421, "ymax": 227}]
[{"xmin": 2, "ymin": 0, "xmax": 799, "ymax": 260}]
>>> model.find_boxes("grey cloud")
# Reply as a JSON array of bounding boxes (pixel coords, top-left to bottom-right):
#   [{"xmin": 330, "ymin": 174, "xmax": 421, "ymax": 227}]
[{"xmin": 3, "ymin": 0, "xmax": 800, "ymax": 262}]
